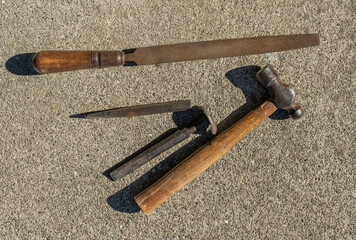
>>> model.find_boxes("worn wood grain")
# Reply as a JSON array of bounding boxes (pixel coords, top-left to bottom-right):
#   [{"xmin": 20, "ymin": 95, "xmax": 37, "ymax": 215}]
[{"xmin": 32, "ymin": 51, "xmax": 124, "ymax": 74}]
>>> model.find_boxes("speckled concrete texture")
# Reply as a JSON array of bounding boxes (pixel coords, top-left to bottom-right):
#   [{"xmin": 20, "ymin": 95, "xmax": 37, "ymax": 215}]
[{"xmin": 0, "ymin": 0, "xmax": 355, "ymax": 239}]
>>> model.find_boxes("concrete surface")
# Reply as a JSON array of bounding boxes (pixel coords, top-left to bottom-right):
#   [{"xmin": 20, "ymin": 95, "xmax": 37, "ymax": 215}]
[{"xmin": 0, "ymin": 0, "xmax": 355, "ymax": 239}]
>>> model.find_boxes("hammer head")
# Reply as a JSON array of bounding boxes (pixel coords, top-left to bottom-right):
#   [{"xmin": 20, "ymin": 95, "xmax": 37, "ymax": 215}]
[{"xmin": 257, "ymin": 65, "xmax": 302, "ymax": 119}]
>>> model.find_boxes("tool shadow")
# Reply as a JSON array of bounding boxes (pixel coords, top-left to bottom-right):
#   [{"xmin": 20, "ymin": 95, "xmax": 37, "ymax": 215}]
[
  {"xmin": 106, "ymin": 65, "xmax": 289, "ymax": 213},
  {"xmin": 5, "ymin": 53, "xmax": 40, "ymax": 76}
]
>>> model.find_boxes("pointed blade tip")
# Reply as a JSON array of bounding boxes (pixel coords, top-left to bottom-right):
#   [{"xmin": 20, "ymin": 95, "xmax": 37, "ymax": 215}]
[{"xmin": 70, "ymin": 113, "xmax": 88, "ymax": 119}]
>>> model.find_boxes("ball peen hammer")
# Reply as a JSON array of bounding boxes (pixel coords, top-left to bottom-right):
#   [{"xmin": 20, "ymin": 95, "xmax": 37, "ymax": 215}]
[{"xmin": 134, "ymin": 65, "xmax": 302, "ymax": 214}]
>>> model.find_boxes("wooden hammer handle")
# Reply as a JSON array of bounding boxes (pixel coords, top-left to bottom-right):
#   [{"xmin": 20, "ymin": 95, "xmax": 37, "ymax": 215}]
[
  {"xmin": 134, "ymin": 101, "xmax": 277, "ymax": 214},
  {"xmin": 32, "ymin": 51, "xmax": 124, "ymax": 74}
]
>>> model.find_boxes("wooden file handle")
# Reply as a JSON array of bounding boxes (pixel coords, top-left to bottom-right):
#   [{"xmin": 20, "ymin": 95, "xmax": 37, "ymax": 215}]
[
  {"xmin": 134, "ymin": 101, "xmax": 278, "ymax": 214},
  {"xmin": 32, "ymin": 51, "xmax": 124, "ymax": 74}
]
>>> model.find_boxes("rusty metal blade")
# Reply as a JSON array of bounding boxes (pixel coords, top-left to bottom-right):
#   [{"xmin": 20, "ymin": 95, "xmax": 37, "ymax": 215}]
[
  {"xmin": 80, "ymin": 100, "xmax": 191, "ymax": 119},
  {"xmin": 124, "ymin": 34, "xmax": 320, "ymax": 65}
]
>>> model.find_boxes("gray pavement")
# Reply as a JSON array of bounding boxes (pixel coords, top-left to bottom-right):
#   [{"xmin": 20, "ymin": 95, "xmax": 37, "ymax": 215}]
[{"xmin": 0, "ymin": 1, "xmax": 354, "ymax": 239}]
